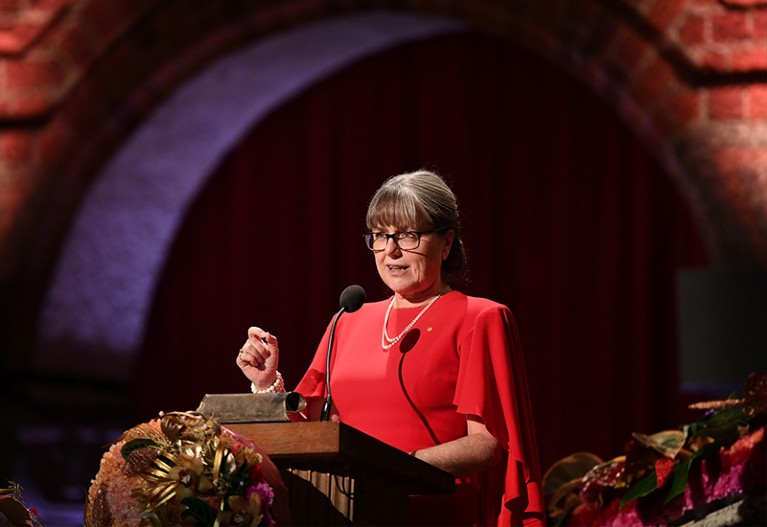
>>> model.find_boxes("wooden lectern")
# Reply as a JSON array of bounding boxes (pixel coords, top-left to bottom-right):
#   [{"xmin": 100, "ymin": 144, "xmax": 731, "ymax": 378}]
[{"xmin": 225, "ymin": 421, "xmax": 455, "ymax": 525}]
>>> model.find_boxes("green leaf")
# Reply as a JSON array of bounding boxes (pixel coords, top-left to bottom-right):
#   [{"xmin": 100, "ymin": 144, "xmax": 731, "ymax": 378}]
[
  {"xmin": 689, "ymin": 405, "xmax": 747, "ymax": 447},
  {"xmin": 121, "ymin": 438, "xmax": 160, "ymax": 459},
  {"xmin": 181, "ymin": 496, "xmax": 218, "ymax": 526},
  {"xmin": 664, "ymin": 446, "xmax": 710, "ymax": 504},
  {"xmin": 620, "ymin": 470, "xmax": 657, "ymax": 509},
  {"xmin": 664, "ymin": 457, "xmax": 692, "ymax": 504}
]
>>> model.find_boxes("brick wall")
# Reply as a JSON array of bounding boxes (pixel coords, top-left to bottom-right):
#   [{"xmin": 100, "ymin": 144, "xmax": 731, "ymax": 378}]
[
  {"xmin": 0, "ymin": 0, "xmax": 765, "ymax": 348},
  {"xmin": 495, "ymin": 0, "xmax": 767, "ymax": 264}
]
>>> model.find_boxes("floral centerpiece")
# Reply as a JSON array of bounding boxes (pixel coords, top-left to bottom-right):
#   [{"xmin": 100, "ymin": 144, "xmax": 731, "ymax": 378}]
[
  {"xmin": 544, "ymin": 372, "xmax": 767, "ymax": 526},
  {"xmin": 86, "ymin": 411, "xmax": 282, "ymax": 527}
]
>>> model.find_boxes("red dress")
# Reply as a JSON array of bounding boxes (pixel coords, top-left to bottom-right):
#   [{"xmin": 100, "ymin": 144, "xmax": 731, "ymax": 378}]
[{"xmin": 295, "ymin": 291, "xmax": 545, "ymax": 526}]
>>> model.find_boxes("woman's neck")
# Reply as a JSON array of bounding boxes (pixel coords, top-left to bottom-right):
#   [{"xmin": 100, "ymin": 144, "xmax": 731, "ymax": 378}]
[{"xmin": 394, "ymin": 282, "xmax": 451, "ymax": 308}]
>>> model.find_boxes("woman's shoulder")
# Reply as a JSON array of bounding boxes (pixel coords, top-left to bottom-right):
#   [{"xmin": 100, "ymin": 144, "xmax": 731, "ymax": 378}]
[
  {"xmin": 440, "ymin": 292, "xmax": 518, "ymax": 342},
  {"xmin": 443, "ymin": 291, "xmax": 512, "ymax": 317},
  {"xmin": 446, "ymin": 290, "xmax": 507, "ymax": 308}
]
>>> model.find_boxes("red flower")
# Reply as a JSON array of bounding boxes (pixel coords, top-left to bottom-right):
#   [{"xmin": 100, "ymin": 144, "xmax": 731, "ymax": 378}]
[
  {"xmin": 721, "ymin": 426, "xmax": 765, "ymax": 471},
  {"xmin": 654, "ymin": 457, "xmax": 675, "ymax": 488}
]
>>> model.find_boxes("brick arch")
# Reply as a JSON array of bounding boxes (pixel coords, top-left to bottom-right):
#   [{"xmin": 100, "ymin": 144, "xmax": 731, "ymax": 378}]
[
  {"xmin": 34, "ymin": 12, "xmax": 471, "ymax": 379},
  {"xmin": 3, "ymin": 0, "xmax": 765, "ymax": 374},
  {"xmin": 3, "ymin": 1, "xmax": 765, "ymax": 289}
]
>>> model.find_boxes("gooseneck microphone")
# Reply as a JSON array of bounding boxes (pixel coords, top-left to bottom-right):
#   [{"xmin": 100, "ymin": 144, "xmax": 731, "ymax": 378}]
[{"xmin": 321, "ymin": 284, "xmax": 366, "ymax": 421}]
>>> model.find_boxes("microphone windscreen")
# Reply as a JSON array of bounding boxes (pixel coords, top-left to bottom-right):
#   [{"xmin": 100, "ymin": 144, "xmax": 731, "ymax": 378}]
[{"xmin": 339, "ymin": 284, "xmax": 366, "ymax": 313}]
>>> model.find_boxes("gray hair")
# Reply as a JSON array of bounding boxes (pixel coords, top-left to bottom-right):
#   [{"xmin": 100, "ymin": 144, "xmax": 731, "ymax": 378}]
[{"xmin": 366, "ymin": 170, "xmax": 468, "ymax": 286}]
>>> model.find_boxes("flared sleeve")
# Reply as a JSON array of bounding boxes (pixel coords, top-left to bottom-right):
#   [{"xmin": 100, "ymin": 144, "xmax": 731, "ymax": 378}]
[
  {"xmin": 294, "ymin": 326, "xmax": 332, "ymax": 400},
  {"xmin": 455, "ymin": 304, "xmax": 545, "ymax": 526}
]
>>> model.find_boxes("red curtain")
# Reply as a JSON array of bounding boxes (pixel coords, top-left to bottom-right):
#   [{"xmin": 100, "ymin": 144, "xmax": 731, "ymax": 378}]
[{"xmin": 134, "ymin": 32, "xmax": 709, "ymax": 470}]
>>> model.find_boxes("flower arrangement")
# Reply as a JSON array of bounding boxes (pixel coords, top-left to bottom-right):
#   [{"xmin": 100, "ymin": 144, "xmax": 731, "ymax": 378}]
[
  {"xmin": 86, "ymin": 411, "xmax": 278, "ymax": 527},
  {"xmin": 544, "ymin": 372, "xmax": 767, "ymax": 526}
]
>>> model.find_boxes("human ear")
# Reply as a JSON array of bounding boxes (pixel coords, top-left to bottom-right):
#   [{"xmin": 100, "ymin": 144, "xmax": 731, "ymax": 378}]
[{"xmin": 442, "ymin": 229, "xmax": 455, "ymax": 260}]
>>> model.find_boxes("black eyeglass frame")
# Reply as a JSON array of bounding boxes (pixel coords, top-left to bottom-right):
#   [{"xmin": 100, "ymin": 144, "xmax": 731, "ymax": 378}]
[{"xmin": 363, "ymin": 228, "xmax": 447, "ymax": 252}]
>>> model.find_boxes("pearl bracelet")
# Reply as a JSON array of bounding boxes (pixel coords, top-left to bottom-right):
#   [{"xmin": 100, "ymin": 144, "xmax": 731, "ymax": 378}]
[{"xmin": 251, "ymin": 371, "xmax": 285, "ymax": 394}]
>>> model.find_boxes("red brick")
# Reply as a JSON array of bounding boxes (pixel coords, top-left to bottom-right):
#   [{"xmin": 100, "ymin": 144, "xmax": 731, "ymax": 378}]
[
  {"xmin": 614, "ymin": 28, "xmax": 650, "ymax": 69},
  {"xmin": 708, "ymin": 86, "xmax": 744, "ymax": 119},
  {"xmin": 711, "ymin": 12, "xmax": 751, "ymax": 42},
  {"xmin": 730, "ymin": 45, "xmax": 767, "ymax": 71},
  {"xmin": 0, "ymin": 2, "xmax": 26, "ymax": 16},
  {"xmin": 631, "ymin": 57, "xmax": 675, "ymax": 103},
  {"xmin": 646, "ymin": 0, "xmax": 688, "ymax": 31},
  {"xmin": 755, "ymin": 11, "xmax": 767, "ymax": 40},
  {"xmin": 0, "ymin": 24, "xmax": 41, "ymax": 54},
  {"xmin": 649, "ymin": 80, "xmax": 700, "ymax": 135},
  {"xmin": 0, "ymin": 1, "xmax": 69, "ymax": 53},
  {"xmin": 700, "ymin": 50, "xmax": 730, "ymax": 72},
  {"xmin": 717, "ymin": 147, "xmax": 767, "ymax": 174},
  {"xmin": 667, "ymin": 86, "xmax": 702, "ymax": 127},
  {"xmin": 721, "ymin": 0, "xmax": 767, "ymax": 6},
  {"xmin": 34, "ymin": 0, "xmax": 71, "ymax": 10},
  {"xmin": 4, "ymin": 56, "xmax": 68, "ymax": 90},
  {"xmin": 678, "ymin": 14, "xmax": 706, "ymax": 46},
  {"xmin": 7, "ymin": 91, "xmax": 56, "ymax": 118},
  {"xmin": 651, "ymin": 104, "xmax": 677, "ymax": 136},
  {"xmin": 747, "ymin": 84, "xmax": 767, "ymax": 119}
]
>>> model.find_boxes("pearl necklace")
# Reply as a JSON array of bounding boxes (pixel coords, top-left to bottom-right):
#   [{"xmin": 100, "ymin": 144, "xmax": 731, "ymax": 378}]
[{"xmin": 381, "ymin": 287, "xmax": 449, "ymax": 350}]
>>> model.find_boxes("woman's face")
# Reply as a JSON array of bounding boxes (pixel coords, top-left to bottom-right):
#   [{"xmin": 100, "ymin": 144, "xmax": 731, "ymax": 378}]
[{"xmin": 373, "ymin": 225, "xmax": 454, "ymax": 303}]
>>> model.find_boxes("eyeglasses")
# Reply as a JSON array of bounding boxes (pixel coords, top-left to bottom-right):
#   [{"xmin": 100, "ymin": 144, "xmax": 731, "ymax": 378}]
[{"xmin": 363, "ymin": 229, "xmax": 441, "ymax": 252}]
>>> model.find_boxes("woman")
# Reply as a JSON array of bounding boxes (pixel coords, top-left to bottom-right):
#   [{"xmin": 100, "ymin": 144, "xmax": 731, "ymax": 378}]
[{"xmin": 237, "ymin": 170, "xmax": 544, "ymax": 526}]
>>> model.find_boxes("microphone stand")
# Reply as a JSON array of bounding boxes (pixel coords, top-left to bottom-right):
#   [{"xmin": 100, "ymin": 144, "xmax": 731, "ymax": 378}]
[{"xmin": 320, "ymin": 307, "xmax": 346, "ymax": 422}]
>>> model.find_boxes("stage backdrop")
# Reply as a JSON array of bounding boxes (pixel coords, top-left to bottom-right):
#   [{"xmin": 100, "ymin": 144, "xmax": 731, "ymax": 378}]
[{"xmin": 134, "ymin": 32, "xmax": 709, "ymax": 469}]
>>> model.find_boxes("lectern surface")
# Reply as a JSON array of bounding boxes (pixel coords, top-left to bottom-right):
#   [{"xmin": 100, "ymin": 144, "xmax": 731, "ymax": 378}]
[{"xmin": 225, "ymin": 420, "xmax": 454, "ymax": 495}]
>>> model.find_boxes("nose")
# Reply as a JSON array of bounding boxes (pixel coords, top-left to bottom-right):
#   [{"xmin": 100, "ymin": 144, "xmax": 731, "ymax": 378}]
[{"xmin": 383, "ymin": 237, "xmax": 402, "ymax": 257}]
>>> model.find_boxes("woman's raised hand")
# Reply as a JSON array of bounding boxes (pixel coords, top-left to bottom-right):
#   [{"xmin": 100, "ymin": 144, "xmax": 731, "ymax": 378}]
[{"xmin": 236, "ymin": 326, "xmax": 280, "ymax": 390}]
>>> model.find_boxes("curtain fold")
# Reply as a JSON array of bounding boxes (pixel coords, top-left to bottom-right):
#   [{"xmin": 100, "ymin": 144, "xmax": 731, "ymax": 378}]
[{"xmin": 134, "ymin": 32, "xmax": 708, "ymax": 469}]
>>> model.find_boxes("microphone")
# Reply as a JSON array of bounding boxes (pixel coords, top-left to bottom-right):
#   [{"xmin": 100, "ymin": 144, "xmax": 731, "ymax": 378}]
[
  {"xmin": 321, "ymin": 284, "xmax": 365, "ymax": 421},
  {"xmin": 339, "ymin": 284, "xmax": 366, "ymax": 313}
]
